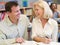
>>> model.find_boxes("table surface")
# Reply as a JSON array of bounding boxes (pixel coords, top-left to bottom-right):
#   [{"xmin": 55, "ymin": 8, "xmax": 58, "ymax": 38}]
[{"xmin": 12, "ymin": 41, "xmax": 60, "ymax": 45}]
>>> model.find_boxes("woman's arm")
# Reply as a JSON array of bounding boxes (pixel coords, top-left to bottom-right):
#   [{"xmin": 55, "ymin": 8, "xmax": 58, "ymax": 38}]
[
  {"xmin": 52, "ymin": 21, "xmax": 58, "ymax": 42},
  {"xmin": 33, "ymin": 36, "xmax": 51, "ymax": 44}
]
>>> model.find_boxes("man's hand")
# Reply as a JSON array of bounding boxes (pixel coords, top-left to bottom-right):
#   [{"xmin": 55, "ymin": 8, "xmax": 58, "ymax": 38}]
[{"xmin": 16, "ymin": 37, "xmax": 24, "ymax": 43}]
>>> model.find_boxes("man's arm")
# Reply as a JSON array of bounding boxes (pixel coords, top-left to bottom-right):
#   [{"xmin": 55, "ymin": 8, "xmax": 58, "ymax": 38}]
[{"xmin": 0, "ymin": 31, "xmax": 16, "ymax": 45}]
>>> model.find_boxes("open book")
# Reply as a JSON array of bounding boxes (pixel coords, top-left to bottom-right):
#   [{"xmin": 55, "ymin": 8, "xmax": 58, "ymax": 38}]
[
  {"xmin": 21, "ymin": 41, "xmax": 60, "ymax": 45},
  {"xmin": 12, "ymin": 41, "xmax": 60, "ymax": 45}
]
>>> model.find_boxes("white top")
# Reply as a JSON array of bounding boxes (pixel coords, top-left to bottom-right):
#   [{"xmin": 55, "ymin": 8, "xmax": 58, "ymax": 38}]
[
  {"xmin": 32, "ymin": 17, "xmax": 58, "ymax": 42},
  {"xmin": 0, "ymin": 14, "xmax": 30, "ymax": 44}
]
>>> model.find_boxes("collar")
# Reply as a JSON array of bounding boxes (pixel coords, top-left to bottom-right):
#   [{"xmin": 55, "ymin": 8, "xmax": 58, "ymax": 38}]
[
  {"xmin": 35, "ymin": 17, "xmax": 52, "ymax": 25},
  {"xmin": 47, "ymin": 18, "xmax": 52, "ymax": 25},
  {"xmin": 4, "ymin": 14, "xmax": 15, "ymax": 26},
  {"xmin": 6, "ymin": 16, "xmax": 13, "ymax": 26},
  {"xmin": 4, "ymin": 14, "xmax": 24, "ymax": 26}
]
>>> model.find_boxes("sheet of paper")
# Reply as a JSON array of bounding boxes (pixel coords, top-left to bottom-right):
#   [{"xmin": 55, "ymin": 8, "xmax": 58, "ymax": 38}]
[
  {"xmin": 38, "ymin": 42, "xmax": 60, "ymax": 45},
  {"xmin": 11, "ymin": 41, "xmax": 60, "ymax": 45},
  {"xmin": 21, "ymin": 41, "xmax": 37, "ymax": 45}
]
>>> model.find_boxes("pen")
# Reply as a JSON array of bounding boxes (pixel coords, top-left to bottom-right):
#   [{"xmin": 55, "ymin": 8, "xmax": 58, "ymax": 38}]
[{"xmin": 45, "ymin": 36, "xmax": 49, "ymax": 38}]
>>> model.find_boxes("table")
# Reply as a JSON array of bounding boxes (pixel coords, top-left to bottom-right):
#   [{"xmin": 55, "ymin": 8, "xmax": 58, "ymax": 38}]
[{"xmin": 12, "ymin": 41, "xmax": 60, "ymax": 45}]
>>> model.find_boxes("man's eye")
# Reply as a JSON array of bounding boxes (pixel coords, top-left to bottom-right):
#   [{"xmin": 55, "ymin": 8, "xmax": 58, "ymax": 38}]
[{"xmin": 16, "ymin": 11, "xmax": 18, "ymax": 12}]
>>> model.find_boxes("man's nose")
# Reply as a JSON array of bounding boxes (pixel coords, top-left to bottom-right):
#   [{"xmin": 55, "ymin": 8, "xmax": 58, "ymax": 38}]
[{"xmin": 18, "ymin": 11, "xmax": 21, "ymax": 14}]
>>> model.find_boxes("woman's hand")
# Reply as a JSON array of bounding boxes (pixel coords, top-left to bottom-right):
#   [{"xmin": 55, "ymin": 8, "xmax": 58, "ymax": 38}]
[
  {"xmin": 33, "ymin": 36, "xmax": 52, "ymax": 44},
  {"xmin": 16, "ymin": 37, "xmax": 24, "ymax": 43},
  {"xmin": 43, "ymin": 38, "xmax": 52, "ymax": 44}
]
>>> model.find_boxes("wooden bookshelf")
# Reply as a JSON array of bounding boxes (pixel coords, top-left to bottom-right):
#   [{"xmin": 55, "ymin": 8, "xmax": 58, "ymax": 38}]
[
  {"xmin": 20, "ymin": 7, "xmax": 33, "ymax": 22},
  {"xmin": 57, "ymin": 4, "xmax": 60, "ymax": 11},
  {"xmin": 0, "ymin": 9, "xmax": 5, "ymax": 12},
  {"xmin": 20, "ymin": 7, "xmax": 32, "ymax": 15}
]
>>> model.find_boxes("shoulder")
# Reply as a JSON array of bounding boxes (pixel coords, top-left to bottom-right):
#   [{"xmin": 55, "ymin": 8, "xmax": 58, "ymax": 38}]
[
  {"xmin": 33, "ymin": 17, "xmax": 40, "ymax": 22},
  {"xmin": 57, "ymin": 10, "xmax": 60, "ymax": 14},
  {"xmin": 19, "ymin": 14, "xmax": 30, "ymax": 22},
  {"xmin": 20, "ymin": 14, "xmax": 27, "ymax": 18},
  {"xmin": 0, "ymin": 20, "xmax": 5, "ymax": 31},
  {"xmin": 20, "ymin": 14, "xmax": 28, "ymax": 20},
  {"xmin": 0, "ymin": 20, "xmax": 4, "ymax": 25},
  {"xmin": 32, "ymin": 18, "xmax": 37, "ymax": 23},
  {"xmin": 49, "ymin": 18, "xmax": 58, "ymax": 26},
  {"xmin": 32, "ymin": 18, "xmax": 40, "ymax": 24},
  {"xmin": 33, "ymin": 17, "xmax": 38, "ymax": 21}
]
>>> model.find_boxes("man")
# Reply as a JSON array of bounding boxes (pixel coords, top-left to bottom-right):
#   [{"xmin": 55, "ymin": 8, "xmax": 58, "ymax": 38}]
[{"xmin": 0, "ymin": 1, "xmax": 30, "ymax": 45}]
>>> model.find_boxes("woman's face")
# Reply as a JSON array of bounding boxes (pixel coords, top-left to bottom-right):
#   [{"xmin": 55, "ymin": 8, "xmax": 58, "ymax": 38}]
[
  {"xmin": 34, "ymin": 6, "xmax": 44, "ymax": 18},
  {"xmin": 51, "ymin": 4, "xmax": 57, "ymax": 10}
]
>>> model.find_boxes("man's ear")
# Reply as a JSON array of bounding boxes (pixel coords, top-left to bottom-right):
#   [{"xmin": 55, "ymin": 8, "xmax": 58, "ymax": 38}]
[
  {"xmin": 6, "ymin": 12, "xmax": 10, "ymax": 14},
  {"xmin": 7, "ymin": 12, "xmax": 9, "ymax": 14},
  {"xmin": 6, "ymin": 12, "xmax": 10, "ymax": 16}
]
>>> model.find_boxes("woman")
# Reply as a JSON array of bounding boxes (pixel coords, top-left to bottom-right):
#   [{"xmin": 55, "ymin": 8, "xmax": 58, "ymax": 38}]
[
  {"xmin": 31, "ymin": 0, "xmax": 58, "ymax": 44},
  {"xmin": 50, "ymin": 3, "xmax": 60, "ymax": 19}
]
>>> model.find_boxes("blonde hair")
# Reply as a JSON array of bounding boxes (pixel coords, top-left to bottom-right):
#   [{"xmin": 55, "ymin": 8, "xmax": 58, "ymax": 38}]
[{"xmin": 33, "ymin": 0, "xmax": 53, "ymax": 19}]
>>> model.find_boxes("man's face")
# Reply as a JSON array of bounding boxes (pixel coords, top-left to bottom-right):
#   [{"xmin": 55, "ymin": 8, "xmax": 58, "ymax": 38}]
[{"xmin": 9, "ymin": 5, "xmax": 20, "ymax": 20}]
